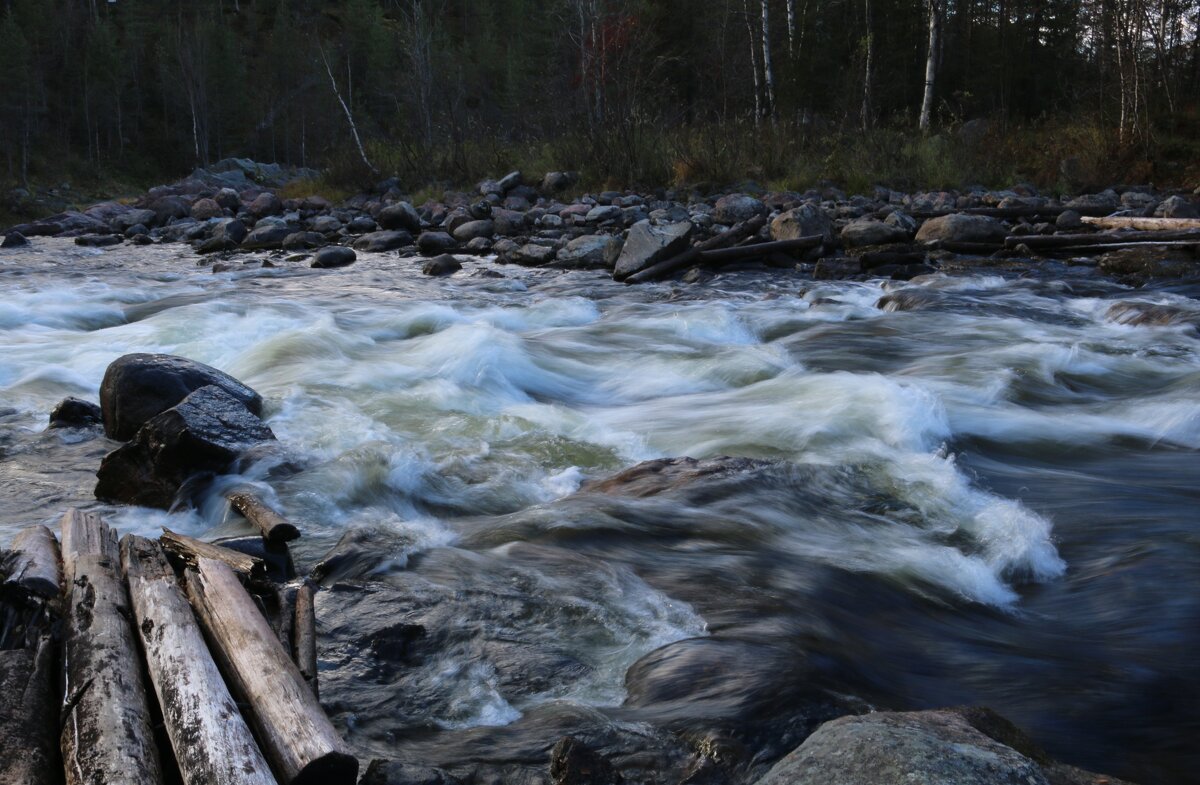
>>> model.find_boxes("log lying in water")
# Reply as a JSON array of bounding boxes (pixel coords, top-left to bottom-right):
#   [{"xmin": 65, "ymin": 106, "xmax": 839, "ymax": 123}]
[
  {"xmin": 161, "ymin": 528, "xmax": 266, "ymax": 581},
  {"xmin": 624, "ymin": 214, "xmax": 768, "ymax": 284},
  {"xmin": 3, "ymin": 525, "xmax": 62, "ymax": 600},
  {"xmin": 1081, "ymin": 215, "xmax": 1200, "ymax": 231},
  {"xmin": 1006, "ymin": 229, "xmax": 1200, "ymax": 250},
  {"xmin": 293, "ymin": 579, "xmax": 318, "ymax": 698},
  {"xmin": 185, "ymin": 557, "xmax": 357, "ymax": 785},
  {"xmin": 60, "ymin": 512, "xmax": 163, "ymax": 785},
  {"xmin": 0, "ymin": 636, "xmax": 59, "ymax": 785},
  {"xmin": 227, "ymin": 491, "xmax": 301, "ymax": 543},
  {"xmin": 122, "ymin": 535, "xmax": 278, "ymax": 785},
  {"xmin": 695, "ymin": 236, "xmax": 824, "ymax": 265}
]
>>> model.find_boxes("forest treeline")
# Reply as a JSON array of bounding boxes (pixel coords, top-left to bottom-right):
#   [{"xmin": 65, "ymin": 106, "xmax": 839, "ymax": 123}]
[{"xmin": 1, "ymin": 0, "xmax": 1198, "ymax": 194}]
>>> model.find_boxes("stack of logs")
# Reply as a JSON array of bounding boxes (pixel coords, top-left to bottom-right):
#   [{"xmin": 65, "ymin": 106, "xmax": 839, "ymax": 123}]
[{"xmin": 0, "ymin": 493, "xmax": 355, "ymax": 785}]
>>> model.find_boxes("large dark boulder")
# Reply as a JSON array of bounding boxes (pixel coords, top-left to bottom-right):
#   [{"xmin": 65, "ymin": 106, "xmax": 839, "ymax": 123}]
[
  {"xmin": 915, "ymin": 214, "xmax": 1006, "ymax": 244},
  {"xmin": 422, "ymin": 254, "xmax": 462, "ymax": 276},
  {"xmin": 353, "ymin": 230, "xmax": 413, "ymax": 252},
  {"xmin": 99, "ymin": 353, "xmax": 264, "ymax": 441},
  {"xmin": 612, "ymin": 220, "xmax": 692, "ymax": 280},
  {"xmin": 2, "ymin": 231, "xmax": 29, "ymax": 248},
  {"xmin": 313, "ymin": 247, "xmax": 357, "ymax": 269},
  {"xmin": 378, "ymin": 201, "xmax": 422, "ymax": 233},
  {"xmin": 95, "ymin": 385, "xmax": 275, "ymax": 509},
  {"xmin": 240, "ymin": 223, "xmax": 292, "ymax": 250},
  {"xmin": 49, "ymin": 397, "xmax": 102, "ymax": 429}
]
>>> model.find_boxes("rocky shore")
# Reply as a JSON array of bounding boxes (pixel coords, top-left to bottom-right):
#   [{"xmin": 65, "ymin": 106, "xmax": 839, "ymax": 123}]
[{"xmin": 4, "ymin": 158, "xmax": 1199, "ymax": 292}]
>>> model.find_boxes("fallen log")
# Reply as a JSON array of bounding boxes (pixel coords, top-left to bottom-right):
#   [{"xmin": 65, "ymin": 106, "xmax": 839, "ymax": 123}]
[
  {"xmin": 1006, "ymin": 229, "xmax": 1200, "ymax": 250},
  {"xmin": 122, "ymin": 535, "xmax": 278, "ymax": 785},
  {"xmin": 185, "ymin": 557, "xmax": 357, "ymax": 785},
  {"xmin": 3, "ymin": 525, "xmax": 62, "ymax": 600},
  {"xmin": 696, "ymin": 236, "xmax": 824, "ymax": 265},
  {"xmin": 294, "ymin": 580, "xmax": 318, "ymax": 698},
  {"xmin": 227, "ymin": 491, "xmax": 301, "ymax": 543},
  {"xmin": 623, "ymin": 214, "xmax": 768, "ymax": 284},
  {"xmin": 0, "ymin": 636, "xmax": 59, "ymax": 785},
  {"xmin": 900, "ymin": 204, "xmax": 1114, "ymax": 220},
  {"xmin": 929, "ymin": 240, "xmax": 1008, "ymax": 255},
  {"xmin": 1081, "ymin": 215, "xmax": 1200, "ymax": 231},
  {"xmin": 161, "ymin": 528, "xmax": 266, "ymax": 581},
  {"xmin": 1051, "ymin": 241, "xmax": 1200, "ymax": 254},
  {"xmin": 60, "ymin": 514, "xmax": 163, "ymax": 785}
]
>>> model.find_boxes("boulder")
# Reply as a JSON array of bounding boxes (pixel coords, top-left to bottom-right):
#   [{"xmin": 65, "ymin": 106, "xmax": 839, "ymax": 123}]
[
  {"xmin": 213, "ymin": 187, "xmax": 241, "ymax": 210},
  {"xmin": 309, "ymin": 215, "xmax": 342, "ymax": 234},
  {"xmin": 417, "ymin": 231, "xmax": 457, "ymax": 255},
  {"xmin": 379, "ymin": 201, "xmax": 422, "ymax": 232},
  {"xmin": 497, "ymin": 171, "xmax": 523, "ymax": 192},
  {"xmin": 1155, "ymin": 195, "xmax": 1198, "ymax": 219},
  {"xmin": 915, "ymin": 214, "xmax": 1007, "ymax": 244},
  {"xmin": 49, "ymin": 397, "xmax": 102, "ymax": 429},
  {"xmin": 883, "ymin": 211, "xmax": 918, "ymax": 233},
  {"xmin": 282, "ymin": 231, "xmax": 326, "ymax": 250},
  {"xmin": 541, "ymin": 171, "xmax": 578, "ymax": 193},
  {"xmin": 190, "ymin": 198, "xmax": 223, "ymax": 221},
  {"xmin": 240, "ymin": 223, "xmax": 292, "ymax": 250},
  {"xmin": 347, "ymin": 216, "xmax": 378, "ymax": 233},
  {"xmin": 584, "ymin": 205, "xmax": 622, "ymax": 224},
  {"xmin": 112, "ymin": 208, "xmax": 157, "ymax": 232},
  {"xmin": 99, "ymin": 352, "xmax": 264, "ymax": 441},
  {"xmin": 813, "ymin": 257, "xmax": 862, "ymax": 280},
  {"xmin": 549, "ymin": 737, "xmax": 621, "ymax": 785},
  {"xmin": 197, "ymin": 219, "xmax": 247, "ymax": 253},
  {"xmin": 247, "ymin": 191, "xmax": 283, "ymax": 219},
  {"xmin": 1105, "ymin": 301, "xmax": 1200, "ymax": 330},
  {"xmin": 422, "ymin": 254, "xmax": 463, "ymax": 276},
  {"xmin": 1056, "ymin": 210, "xmax": 1083, "ymax": 230},
  {"xmin": 353, "ymin": 230, "xmax": 413, "ymax": 252},
  {"xmin": 148, "ymin": 195, "xmax": 191, "ymax": 225},
  {"xmin": 451, "ymin": 219, "xmax": 494, "ymax": 242},
  {"xmin": 491, "ymin": 208, "xmax": 527, "ymax": 236},
  {"xmin": 1099, "ymin": 247, "xmax": 1196, "ymax": 281},
  {"xmin": 841, "ymin": 219, "xmax": 910, "ymax": 247},
  {"xmin": 73, "ymin": 234, "xmax": 123, "ymax": 247},
  {"xmin": 553, "ymin": 234, "xmax": 624, "ymax": 270},
  {"xmin": 1065, "ymin": 190, "xmax": 1119, "ymax": 212},
  {"xmin": 508, "ymin": 243, "xmax": 557, "ymax": 266},
  {"xmin": 1, "ymin": 231, "xmax": 29, "ymax": 248},
  {"xmin": 612, "ymin": 220, "xmax": 693, "ymax": 280},
  {"xmin": 313, "ymin": 247, "xmax": 358, "ymax": 269},
  {"xmin": 95, "ymin": 385, "xmax": 276, "ymax": 509},
  {"xmin": 771, "ymin": 205, "xmax": 834, "ymax": 242},
  {"xmin": 714, "ymin": 194, "xmax": 767, "ymax": 225}
]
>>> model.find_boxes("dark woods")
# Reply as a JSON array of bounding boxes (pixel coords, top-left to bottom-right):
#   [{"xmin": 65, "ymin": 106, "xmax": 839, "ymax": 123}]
[{"xmin": 1, "ymin": 0, "xmax": 1198, "ymax": 192}]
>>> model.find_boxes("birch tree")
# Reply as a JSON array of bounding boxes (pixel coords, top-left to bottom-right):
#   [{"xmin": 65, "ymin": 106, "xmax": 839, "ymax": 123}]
[{"xmin": 919, "ymin": 0, "xmax": 942, "ymax": 132}]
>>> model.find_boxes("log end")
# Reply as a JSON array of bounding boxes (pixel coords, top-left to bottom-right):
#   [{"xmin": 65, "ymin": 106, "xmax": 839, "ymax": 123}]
[
  {"xmin": 266, "ymin": 522, "xmax": 302, "ymax": 544},
  {"xmin": 291, "ymin": 750, "xmax": 359, "ymax": 785}
]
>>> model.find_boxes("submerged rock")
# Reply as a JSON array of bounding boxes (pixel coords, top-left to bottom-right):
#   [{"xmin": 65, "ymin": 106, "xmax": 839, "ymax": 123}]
[
  {"xmin": 2, "ymin": 231, "xmax": 30, "ymax": 248},
  {"xmin": 422, "ymin": 254, "xmax": 463, "ymax": 276},
  {"xmin": 99, "ymin": 352, "xmax": 264, "ymax": 441},
  {"xmin": 48, "ymin": 397, "xmax": 102, "ymax": 429},
  {"xmin": 354, "ymin": 230, "xmax": 413, "ymax": 252},
  {"xmin": 313, "ymin": 246, "xmax": 357, "ymax": 269}
]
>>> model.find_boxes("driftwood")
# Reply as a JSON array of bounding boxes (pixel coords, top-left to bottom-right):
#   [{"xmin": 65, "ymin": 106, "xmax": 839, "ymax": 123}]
[
  {"xmin": 1007, "ymin": 229, "xmax": 1200, "ymax": 250},
  {"xmin": 1051, "ymin": 241, "xmax": 1200, "ymax": 254},
  {"xmin": 185, "ymin": 557, "xmax": 357, "ymax": 785},
  {"xmin": 4, "ymin": 525, "xmax": 62, "ymax": 600},
  {"xmin": 696, "ymin": 236, "xmax": 824, "ymax": 264},
  {"xmin": 60, "ymin": 513, "xmax": 163, "ymax": 785},
  {"xmin": 900, "ymin": 203, "xmax": 1115, "ymax": 221},
  {"xmin": 0, "ymin": 636, "xmax": 59, "ymax": 785},
  {"xmin": 623, "ymin": 214, "xmax": 768, "ymax": 284},
  {"xmin": 1081, "ymin": 215, "xmax": 1200, "ymax": 231},
  {"xmin": 161, "ymin": 528, "xmax": 266, "ymax": 581},
  {"xmin": 293, "ymin": 579, "xmax": 318, "ymax": 698},
  {"xmin": 227, "ymin": 491, "xmax": 301, "ymax": 543},
  {"xmin": 122, "ymin": 535, "xmax": 278, "ymax": 785}
]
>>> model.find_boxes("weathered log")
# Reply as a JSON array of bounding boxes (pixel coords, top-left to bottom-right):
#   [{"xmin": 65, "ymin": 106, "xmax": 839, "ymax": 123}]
[
  {"xmin": 161, "ymin": 528, "xmax": 265, "ymax": 581},
  {"xmin": 227, "ymin": 491, "xmax": 301, "ymax": 543},
  {"xmin": 1050, "ymin": 241, "xmax": 1200, "ymax": 254},
  {"xmin": 3, "ymin": 525, "xmax": 62, "ymax": 600},
  {"xmin": 121, "ymin": 535, "xmax": 278, "ymax": 785},
  {"xmin": 1081, "ymin": 215, "xmax": 1200, "ymax": 231},
  {"xmin": 930, "ymin": 240, "xmax": 1008, "ymax": 254},
  {"xmin": 624, "ymin": 214, "xmax": 768, "ymax": 284},
  {"xmin": 273, "ymin": 582, "xmax": 299, "ymax": 656},
  {"xmin": 0, "ymin": 636, "xmax": 59, "ymax": 785},
  {"xmin": 696, "ymin": 235, "xmax": 824, "ymax": 265},
  {"xmin": 293, "ymin": 580, "xmax": 318, "ymax": 698},
  {"xmin": 185, "ymin": 557, "xmax": 357, "ymax": 785},
  {"xmin": 898, "ymin": 204, "xmax": 1114, "ymax": 221},
  {"xmin": 60, "ymin": 513, "xmax": 163, "ymax": 785},
  {"xmin": 1007, "ymin": 229, "xmax": 1200, "ymax": 250}
]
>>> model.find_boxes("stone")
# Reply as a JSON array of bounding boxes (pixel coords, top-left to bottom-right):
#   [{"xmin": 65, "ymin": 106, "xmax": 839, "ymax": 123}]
[
  {"xmin": 451, "ymin": 219, "xmax": 494, "ymax": 242},
  {"xmin": 1, "ymin": 231, "xmax": 29, "ymax": 248},
  {"xmin": 361, "ymin": 760, "xmax": 464, "ymax": 785},
  {"xmin": 553, "ymin": 234, "xmax": 623, "ymax": 269},
  {"xmin": 348, "ymin": 215, "xmax": 378, "ymax": 233},
  {"xmin": 549, "ymin": 737, "xmax": 621, "ymax": 785},
  {"xmin": 112, "ymin": 208, "xmax": 157, "ymax": 232},
  {"xmin": 282, "ymin": 231, "xmax": 326, "ymax": 250},
  {"xmin": 1065, "ymin": 190, "xmax": 1119, "ymax": 212},
  {"xmin": 49, "ymin": 397, "xmax": 102, "ymax": 429},
  {"xmin": 247, "ymin": 191, "xmax": 283, "ymax": 218},
  {"xmin": 1106, "ymin": 301, "xmax": 1200, "ymax": 330},
  {"xmin": 417, "ymin": 231, "xmax": 457, "ymax": 255},
  {"xmin": 541, "ymin": 171, "xmax": 578, "ymax": 193},
  {"xmin": 422, "ymin": 254, "xmax": 463, "ymax": 276},
  {"xmin": 353, "ymin": 230, "xmax": 414, "ymax": 252},
  {"xmin": 148, "ymin": 195, "xmax": 191, "ymax": 225},
  {"xmin": 612, "ymin": 220, "xmax": 693, "ymax": 280},
  {"xmin": 813, "ymin": 257, "xmax": 862, "ymax": 280},
  {"xmin": 508, "ymin": 243, "xmax": 557, "ymax": 266},
  {"xmin": 313, "ymin": 247, "xmax": 357, "ymax": 269},
  {"xmin": 468, "ymin": 201, "xmax": 494, "ymax": 220},
  {"xmin": 491, "ymin": 208, "xmax": 527, "ymax": 236},
  {"xmin": 99, "ymin": 352, "xmax": 264, "ymax": 442},
  {"xmin": 73, "ymin": 234, "xmax": 123, "ymax": 247},
  {"xmin": 241, "ymin": 223, "xmax": 292, "ymax": 250},
  {"xmin": 915, "ymin": 214, "xmax": 1007, "ymax": 244},
  {"xmin": 584, "ymin": 205, "xmax": 622, "ymax": 223},
  {"xmin": 1099, "ymin": 247, "xmax": 1196, "ymax": 281},
  {"xmin": 124, "ymin": 224, "xmax": 149, "ymax": 238},
  {"xmin": 883, "ymin": 210, "xmax": 918, "ymax": 233},
  {"xmin": 214, "ymin": 187, "xmax": 241, "ymax": 209},
  {"xmin": 1056, "ymin": 210, "xmax": 1083, "ymax": 230},
  {"xmin": 497, "ymin": 171, "xmax": 523, "ymax": 192},
  {"xmin": 309, "ymin": 215, "xmax": 342, "ymax": 233},
  {"xmin": 197, "ymin": 219, "xmax": 247, "ymax": 253},
  {"xmin": 190, "ymin": 198, "xmax": 223, "ymax": 220},
  {"xmin": 771, "ymin": 204, "xmax": 834, "ymax": 242},
  {"xmin": 713, "ymin": 194, "xmax": 767, "ymax": 225},
  {"xmin": 840, "ymin": 219, "xmax": 910, "ymax": 247},
  {"xmin": 379, "ymin": 201, "xmax": 422, "ymax": 232},
  {"xmin": 95, "ymin": 385, "xmax": 276, "ymax": 509},
  {"xmin": 1155, "ymin": 195, "xmax": 1198, "ymax": 219},
  {"xmin": 464, "ymin": 236, "xmax": 493, "ymax": 253}
]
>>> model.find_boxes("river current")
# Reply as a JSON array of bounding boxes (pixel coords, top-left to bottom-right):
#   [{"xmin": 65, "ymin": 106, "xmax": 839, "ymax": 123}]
[{"xmin": 1, "ymin": 240, "xmax": 1197, "ymax": 783}]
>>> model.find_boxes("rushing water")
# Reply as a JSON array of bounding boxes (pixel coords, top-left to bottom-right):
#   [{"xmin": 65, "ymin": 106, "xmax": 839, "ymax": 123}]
[{"xmin": 1, "ymin": 239, "xmax": 1198, "ymax": 783}]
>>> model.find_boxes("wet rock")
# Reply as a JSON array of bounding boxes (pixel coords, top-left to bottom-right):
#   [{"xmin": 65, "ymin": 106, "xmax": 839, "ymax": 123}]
[
  {"xmin": 379, "ymin": 201, "xmax": 423, "ymax": 233},
  {"xmin": 190, "ymin": 197, "xmax": 223, "ymax": 220},
  {"xmin": 282, "ymin": 231, "xmax": 326, "ymax": 250},
  {"xmin": 240, "ymin": 223, "xmax": 292, "ymax": 250},
  {"xmin": 582, "ymin": 456, "xmax": 775, "ymax": 499},
  {"xmin": 197, "ymin": 219, "xmax": 247, "ymax": 253},
  {"xmin": 148, "ymin": 195, "xmax": 191, "ymax": 224},
  {"xmin": 73, "ymin": 233, "xmax": 123, "ymax": 247},
  {"xmin": 213, "ymin": 187, "xmax": 240, "ymax": 210},
  {"xmin": 1105, "ymin": 301, "xmax": 1200, "ymax": 330},
  {"xmin": 112, "ymin": 208, "xmax": 158, "ymax": 232},
  {"xmin": 361, "ymin": 760, "xmax": 464, "ymax": 785},
  {"xmin": 553, "ymin": 234, "xmax": 623, "ymax": 270},
  {"xmin": 509, "ymin": 243, "xmax": 557, "ymax": 266},
  {"xmin": 124, "ymin": 224, "xmax": 149, "ymax": 238},
  {"xmin": 915, "ymin": 214, "xmax": 1006, "ymax": 244},
  {"xmin": 771, "ymin": 205, "xmax": 834, "ymax": 243},
  {"xmin": 417, "ymin": 231, "xmax": 457, "ymax": 255},
  {"xmin": 422, "ymin": 254, "xmax": 463, "ymax": 276},
  {"xmin": 813, "ymin": 257, "xmax": 862, "ymax": 280},
  {"xmin": 465, "ymin": 236, "xmax": 494, "ymax": 253},
  {"xmin": 714, "ymin": 194, "xmax": 767, "ymax": 225},
  {"xmin": 313, "ymin": 246, "xmax": 357, "ymax": 269},
  {"xmin": 840, "ymin": 219, "xmax": 909, "ymax": 247},
  {"xmin": 49, "ymin": 397, "xmax": 102, "ymax": 429},
  {"xmin": 451, "ymin": 219, "xmax": 494, "ymax": 243},
  {"xmin": 95, "ymin": 385, "xmax": 276, "ymax": 509},
  {"xmin": 550, "ymin": 737, "xmax": 622, "ymax": 785},
  {"xmin": 247, "ymin": 191, "xmax": 283, "ymax": 219},
  {"xmin": 354, "ymin": 230, "xmax": 414, "ymax": 252},
  {"xmin": 876, "ymin": 288, "xmax": 945, "ymax": 312},
  {"xmin": 99, "ymin": 352, "xmax": 264, "ymax": 441},
  {"xmin": 2, "ymin": 231, "xmax": 29, "ymax": 248},
  {"xmin": 613, "ymin": 220, "xmax": 693, "ymax": 280},
  {"xmin": 1099, "ymin": 247, "xmax": 1196, "ymax": 281}
]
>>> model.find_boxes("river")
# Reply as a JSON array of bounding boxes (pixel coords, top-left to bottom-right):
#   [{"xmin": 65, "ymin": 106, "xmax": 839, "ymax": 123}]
[{"xmin": 1, "ymin": 239, "xmax": 1197, "ymax": 784}]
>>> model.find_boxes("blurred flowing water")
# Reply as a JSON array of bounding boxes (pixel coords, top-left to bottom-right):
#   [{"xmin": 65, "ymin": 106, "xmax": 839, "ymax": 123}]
[{"xmin": 1, "ymin": 240, "xmax": 1197, "ymax": 783}]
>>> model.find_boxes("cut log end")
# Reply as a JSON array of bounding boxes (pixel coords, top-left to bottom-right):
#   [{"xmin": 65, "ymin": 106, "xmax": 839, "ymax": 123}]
[
  {"xmin": 227, "ymin": 491, "xmax": 302, "ymax": 543},
  {"xmin": 293, "ymin": 751, "xmax": 359, "ymax": 785}
]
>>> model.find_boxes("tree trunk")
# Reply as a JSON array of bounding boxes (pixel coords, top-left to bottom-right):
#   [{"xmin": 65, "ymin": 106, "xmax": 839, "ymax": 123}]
[
  {"xmin": 227, "ymin": 492, "xmax": 301, "ymax": 543},
  {"xmin": 0, "ymin": 636, "xmax": 59, "ymax": 785},
  {"xmin": 786, "ymin": 0, "xmax": 796, "ymax": 56},
  {"xmin": 319, "ymin": 45, "xmax": 375, "ymax": 174},
  {"xmin": 293, "ymin": 579, "xmax": 318, "ymax": 698},
  {"xmin": 861, "ymin": 0, "xmax": 874, "ymax": 130},
  {"xmin": 760, "ymin": 0, "xmax": 776, "ymax": 117},
  {"xmin": 743, "ymin": 0, "xmax": 763, "ymax": 122},
  {"xmin": 161, "ymin": 528, "xmax": 266, "ymax": 581},
  {"xmin": 919, "ymin": 0, "xmax": 941, "ymax": 132},
  {"xmin": 3, "ymin": 525, "xmax": 62, "ymax": 600}
]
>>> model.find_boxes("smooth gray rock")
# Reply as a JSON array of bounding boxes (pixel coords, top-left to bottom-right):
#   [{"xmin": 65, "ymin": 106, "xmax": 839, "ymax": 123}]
[
  {"xmin": 422, "ymin": 254, "xmax": 463, "ymax": 276},
  {"xmin": 840, "ymin": 219, "xmax": 910, "ymax": 247},
  {"xmin": 282, "ymin": 230, "xmax": 326, "ymax": 250},
  {"xmin": 417, "ymin": 231, "xmax": 457, "ymax": 254},
  {"xmin": 508, "ymin": 243, "xmax": 557, "ymax": 266},
  {"xmin": 313, "ymin": 246, "xmax": 357, "ymax": 268},
  {"xmin": 553, "ymin": 234, "xmax": 623, "ymax": 270},
  {"xmin": 771, "ymin": 204, "xmax": 834, "ymax": 242},
  {"xmin": 714, "ymin": 193, "xmax": 767, "ymax": 225},
  {"xmin": 451, "ymin": 219, "xmax": 494, "ymax": 242},
  {"xmin": 379, "ymin": 201, "xmax": 422, "ymax": 232},
  {"xmin": 240, "ymin": 223, "xmax": 292, "ymax": 250},
  {"xmin": 915, "ymin": 214, "xmax": 1007, "ymax": 244},
  {"xmin": 613, "ymin": 220, "xmax": 693, "ymax": 280},
  {"xmin": 353, "ymin": 230, "xmax": 413, "ymax": 252}
]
